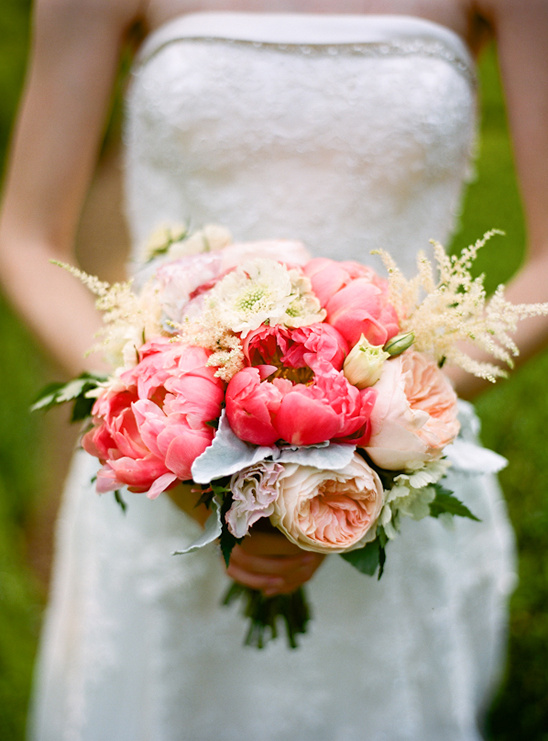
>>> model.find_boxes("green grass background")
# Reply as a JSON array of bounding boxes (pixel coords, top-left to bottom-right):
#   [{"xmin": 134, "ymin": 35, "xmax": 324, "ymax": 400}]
[{"xmin": 0, "ymin": 2, "xmax": 547, "ymax": 738}]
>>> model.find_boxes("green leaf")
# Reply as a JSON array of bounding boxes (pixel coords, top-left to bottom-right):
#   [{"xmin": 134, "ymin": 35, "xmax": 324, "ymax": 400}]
[
  {"xmin": 429, "ymin": 484, "xmax": 480, "ymax": 521},
  {"xmin": 31, "ymin": 372, "xmax": 107, "ymax": 421},
  {"xmin": 341, "ymin": 536, "xmax": 387, "ymax": 579},
  {"xmin": 70, "ymin": 392, "xmax": 97, "ymax": 423},
  {"xmin": 218, "ymin": 488, "xmax": 242, "ymax": 567},
  {"xmin": 113, "ymin": 490, "xmax": 127, "ymax": 513},
  {"xmin": 219, "ymin": 528, "xmax": 240, "ymax": 568}
]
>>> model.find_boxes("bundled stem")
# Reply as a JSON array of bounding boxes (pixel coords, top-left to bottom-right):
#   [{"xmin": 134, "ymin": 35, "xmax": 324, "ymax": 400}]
[{"xmin": 223, "ymin": 582, "xmax": 311, "ymax": 649}]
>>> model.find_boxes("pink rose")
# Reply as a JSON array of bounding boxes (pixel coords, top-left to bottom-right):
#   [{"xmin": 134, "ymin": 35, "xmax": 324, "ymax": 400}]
[
  {"xmin": 225, "ymin": 365, "xmax": 376, "ymax": 447},
  {"xmin": 364, "ymin": 350, "xmax": 460, "ymax": 471},
  {"xmin": 82, "ymin": 339, "xmax": 224, "ymax": 498},
  {"xmin": 303, "ymin": 257, "xmax": 400, "ymax": 347},
  {"xmin": 270, "ymin": 455, "xmax": 384, "ymax": 553}
]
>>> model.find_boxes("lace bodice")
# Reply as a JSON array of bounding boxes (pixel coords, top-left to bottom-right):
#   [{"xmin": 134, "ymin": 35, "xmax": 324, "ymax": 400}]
[{"xmin": 125, "ymin": 13, "xmax": 476, "ymax": 273}]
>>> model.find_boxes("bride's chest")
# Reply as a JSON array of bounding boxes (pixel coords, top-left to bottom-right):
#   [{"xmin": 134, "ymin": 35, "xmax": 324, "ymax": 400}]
[
  {"xmin": 129, "ymin": 31, "xmax": 475, "ymax": 178},
  {"xmin": 143, "ymin": 0, "xmax": 473, "ymax": 47}
]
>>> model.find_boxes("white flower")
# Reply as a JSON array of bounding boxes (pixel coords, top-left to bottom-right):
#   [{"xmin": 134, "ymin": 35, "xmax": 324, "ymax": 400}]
[
  {"xmin": 168, "ymin": 224, "xmax": 233, "ymax": 259},
  {"xmin": 144, "ymin": 223, "xmax": 189, "ymax": 261},
  {"xmin": 343, "ymin": 335, "xmax": 390, "ymax": 388},
  {"xmin": 225, "ymin": 461, "xmax": 285, "ymax": 538},
  {"xmin": 380, "ymin": 459, "xmax": 450, "ymax": 539},
  {"xmin": 282, "ymin": 269, "xmax": 326, "ymax": 327},
  {"xmin": 205, "ymin": 258, "xmax": 324, "ymax": 337}
]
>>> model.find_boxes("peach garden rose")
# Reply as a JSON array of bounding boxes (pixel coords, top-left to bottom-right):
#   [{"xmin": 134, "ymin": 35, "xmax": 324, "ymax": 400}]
[{"xmin": 270, "ymin": 454, "xmax": 384, "ymax": 554}]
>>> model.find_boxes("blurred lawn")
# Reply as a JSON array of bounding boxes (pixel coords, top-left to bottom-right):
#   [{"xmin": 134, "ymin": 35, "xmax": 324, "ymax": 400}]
[{"xmin": 1, "ymin": 3, "xmax": 547, "ymax": 740}]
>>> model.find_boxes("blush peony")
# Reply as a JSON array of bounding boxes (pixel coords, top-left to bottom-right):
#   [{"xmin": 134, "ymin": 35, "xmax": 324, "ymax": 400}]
[
  {"xmin": 364, "ymin": 350, "xmax": 460, "ymax": 471},
  {"xmin": 82, "ymin": 339, "xmax": 224, "ymax": 498},
  {"xmin": 270, "ymin": 455, "xmax": 384, "ymax": 553}
]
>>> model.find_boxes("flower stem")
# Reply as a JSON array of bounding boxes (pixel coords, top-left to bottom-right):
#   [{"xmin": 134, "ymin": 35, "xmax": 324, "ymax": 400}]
[{"xmin": 222, "ymin": 582, "xmax": 311, "ymax": 649}]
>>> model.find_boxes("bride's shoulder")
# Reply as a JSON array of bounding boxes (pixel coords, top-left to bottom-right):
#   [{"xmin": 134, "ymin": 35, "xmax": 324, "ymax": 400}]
[
  {"xmin": 33, "ymin": 0, "xmax": 146, "ymax": 31},
  {"xmin": 474, "ymin": 0, "xmax": 548, "ymax": 24},
  {"xmin": 468, "ymin": 0, "xmax": 548, "ymax": 56}
]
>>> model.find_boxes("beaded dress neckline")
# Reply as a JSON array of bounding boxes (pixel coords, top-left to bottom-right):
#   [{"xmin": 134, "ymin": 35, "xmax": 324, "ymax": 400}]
[{"xmin": 137, "ymin": 12, "xmax": 474, "ymax": 82}]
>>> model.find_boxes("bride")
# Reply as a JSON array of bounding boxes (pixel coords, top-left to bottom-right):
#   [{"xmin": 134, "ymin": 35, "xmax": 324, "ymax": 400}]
[{"xmin": 1, "ymin": 0, "xmax": 548, "ymax": 739}]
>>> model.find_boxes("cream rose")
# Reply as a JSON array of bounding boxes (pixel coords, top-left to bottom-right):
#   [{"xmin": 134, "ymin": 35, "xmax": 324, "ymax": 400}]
[
  {"xmin": 364, "ymin": 350, "xmax": 460, "ymax": 471},
  {"xmin": 270, "ymin": 455, "xmax": 384, "ymax": 554}
]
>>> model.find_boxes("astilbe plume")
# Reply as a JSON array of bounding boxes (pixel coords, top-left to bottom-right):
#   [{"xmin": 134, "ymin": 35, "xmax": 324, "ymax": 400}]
[
  {"xmin": 53, "ymin": 262, "xmax": 163, "ymax": 366},
  {"xmin": 374, "ymin": 230, "xmax": 548, "ymax": 381}
]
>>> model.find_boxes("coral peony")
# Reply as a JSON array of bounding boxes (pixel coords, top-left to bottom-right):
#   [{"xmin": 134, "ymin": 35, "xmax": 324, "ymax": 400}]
[
  {"xmin": 242, "ymin": 323, "xmax": 348, "ymax": 374},
  {"xmin": 82, "ymin": 339, "xmax": 224, "ymax": 498},
  {"xmin": 303, "ymin": 257, "xmax": 400, "ymax": 347},
  {"xmin": 225, "ymin": 364, "xmax": 376, "ymax": 447}
]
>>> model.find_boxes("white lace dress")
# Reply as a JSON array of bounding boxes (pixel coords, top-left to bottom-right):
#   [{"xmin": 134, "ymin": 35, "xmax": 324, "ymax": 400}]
[{"xmin": 29, "ymin": 13, "xmax": 517, "ymax": 741}]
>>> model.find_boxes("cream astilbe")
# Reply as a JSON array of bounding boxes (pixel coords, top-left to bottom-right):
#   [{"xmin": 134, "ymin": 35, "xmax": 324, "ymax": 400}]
[
  {"xmin": 374, "ymin": 231, "xmax": 548, "ymax": 381},
  {"xmin": 177, "ymin": 315, "xmax": 245, "ymax": 383},
  {"xmin": 54, "ymin": 262, "xmax": 164, "ymax": 368}
]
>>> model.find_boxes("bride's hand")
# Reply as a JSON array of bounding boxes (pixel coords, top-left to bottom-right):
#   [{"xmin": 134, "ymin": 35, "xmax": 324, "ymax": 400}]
[
  {"xmin": 225, "ymin": 527, "xmax": 325, "ymax": 596},
  {"xmin": 167, "ymin": 484, "xmax": 324, "ymax": 595}
]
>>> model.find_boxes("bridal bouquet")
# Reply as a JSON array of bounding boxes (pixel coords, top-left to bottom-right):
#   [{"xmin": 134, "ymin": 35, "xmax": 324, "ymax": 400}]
[{"xmin": 34, "ymin": 225, "xmax": 548, "ymax": 647}]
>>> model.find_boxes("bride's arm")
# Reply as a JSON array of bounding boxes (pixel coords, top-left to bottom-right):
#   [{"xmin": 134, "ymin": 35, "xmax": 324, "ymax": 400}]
[
  {"xmin": 454, "ymin": 0, "xmax": 548, "ymax": 399},
  {"xmin": 0, "ymin": 0, "xmax": 143, "ymax": 375},
  {"xmin": 0, "ymin": 0, "xmax": 320, "ymax": 596}
]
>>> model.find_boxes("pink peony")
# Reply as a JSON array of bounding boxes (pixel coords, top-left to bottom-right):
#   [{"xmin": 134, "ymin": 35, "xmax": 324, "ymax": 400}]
[
  {"xmin": 303, "ymin": 257, "xmax": 400, "ymax": 347},
  {"xmin": 225, "ymin": 364, "xmax": 376, "ymax": 448},
  {"xmin": 242, "ymin": 323, "xmax": 348, "ymax": 373},
  {"xmin": 270, "ymin": 455, "xmax": 384, "ymax": 553},
  {"xmin": 364, "ymin": 350, "xmax": 460, "ymax": 471},
  {"xmin": 82, "ymin": 339, "xmax": 224, "ymax": 498}
]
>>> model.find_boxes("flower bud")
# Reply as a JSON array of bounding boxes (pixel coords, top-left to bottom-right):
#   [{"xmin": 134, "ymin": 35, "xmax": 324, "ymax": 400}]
[
  {"xmin": 383, "ymin": 331, "xmax": 415, "ymax": 356},
  {"xmin": 343, "ymin": 335, "xmax": 390, "ymax": 388}
]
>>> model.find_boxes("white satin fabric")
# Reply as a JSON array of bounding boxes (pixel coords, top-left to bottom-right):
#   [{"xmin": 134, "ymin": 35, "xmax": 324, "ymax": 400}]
[{"xmin": 29, "ymin": 14, "xmax": 516, "ymax": 741}]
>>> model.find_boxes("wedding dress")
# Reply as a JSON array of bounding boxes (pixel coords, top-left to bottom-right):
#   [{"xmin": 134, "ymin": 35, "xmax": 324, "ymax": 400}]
[{"xmin": 29, "ymin": 13, "xmax": 517, "ymax": 741}]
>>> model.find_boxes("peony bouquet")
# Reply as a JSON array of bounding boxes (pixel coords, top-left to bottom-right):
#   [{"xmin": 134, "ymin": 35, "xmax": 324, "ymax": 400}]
[{"xmin": 34, "ymin": 226, "xmax": 548, "ymax": 647}]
